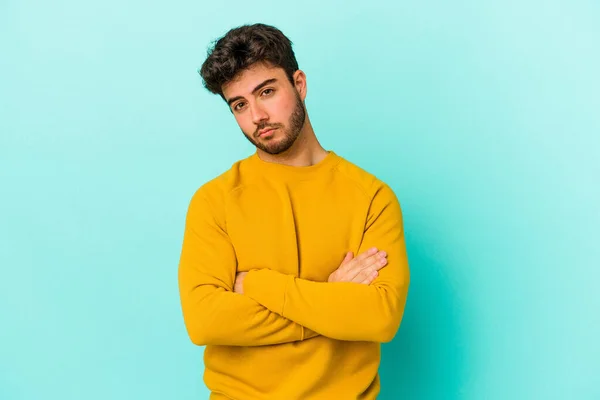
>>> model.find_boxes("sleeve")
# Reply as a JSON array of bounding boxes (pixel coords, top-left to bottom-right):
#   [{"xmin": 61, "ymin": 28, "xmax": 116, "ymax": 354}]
[
  {"xmin": 242, "ymin": 183, "xmax": 410, "ymax": 343},
  {"xmin": 177, "ymin": 188, "xmax": 319, "ymax": 347}
]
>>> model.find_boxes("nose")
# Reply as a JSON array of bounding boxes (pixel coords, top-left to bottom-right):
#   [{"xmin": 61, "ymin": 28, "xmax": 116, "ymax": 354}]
[{"xmin": 250, "ymin": 102, "xmax": 268, "ymax": 126}]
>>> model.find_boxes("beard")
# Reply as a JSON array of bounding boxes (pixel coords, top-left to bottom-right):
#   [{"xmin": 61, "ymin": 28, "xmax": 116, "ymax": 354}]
[{"xmin": 242, "ymin": 92, "xmax": 306, "ymax": 155}]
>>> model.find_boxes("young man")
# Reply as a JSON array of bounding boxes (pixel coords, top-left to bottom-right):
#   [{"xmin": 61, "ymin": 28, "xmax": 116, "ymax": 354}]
[{"xmin": 178, "ymin": 23, "xmax": 410, "ymax": 400}]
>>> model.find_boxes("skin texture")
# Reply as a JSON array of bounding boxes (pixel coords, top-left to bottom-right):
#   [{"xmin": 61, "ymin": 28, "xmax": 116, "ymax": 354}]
[
  {"xmin": 221, "ymin": 62, "xmax": 388, "ymax": 293},
  {"xmin": 221, "ymin": 61, "xmax": 328, "ymax": 166}
]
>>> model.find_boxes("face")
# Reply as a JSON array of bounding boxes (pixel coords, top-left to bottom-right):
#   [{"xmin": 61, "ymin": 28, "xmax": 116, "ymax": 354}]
[{"xmin": 221, "ymin": 62, "xmax": 307, "ymax": 155}]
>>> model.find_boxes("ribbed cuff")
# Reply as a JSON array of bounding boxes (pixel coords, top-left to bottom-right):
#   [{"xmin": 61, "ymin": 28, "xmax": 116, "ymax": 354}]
[{"xmin": 244, "ymin": 269, "xmax": 291, "ymax": 316}]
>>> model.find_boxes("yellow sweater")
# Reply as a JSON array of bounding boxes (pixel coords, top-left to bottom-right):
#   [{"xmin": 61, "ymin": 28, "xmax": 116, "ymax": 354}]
[{"xmin": 178, "ymin": 150, "xmax": 410, "ymax": 400}]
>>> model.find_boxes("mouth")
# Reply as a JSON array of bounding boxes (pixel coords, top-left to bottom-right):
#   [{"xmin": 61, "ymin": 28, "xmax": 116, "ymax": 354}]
[{"xmin": 258, "ymin": 127, "xmax": 277, "ymax": 137}]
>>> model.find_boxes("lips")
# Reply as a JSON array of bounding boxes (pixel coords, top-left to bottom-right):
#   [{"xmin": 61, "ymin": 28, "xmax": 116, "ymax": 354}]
[{"xmin": 258, "ymin": 128, "xmax": 277, "ymax": 137}]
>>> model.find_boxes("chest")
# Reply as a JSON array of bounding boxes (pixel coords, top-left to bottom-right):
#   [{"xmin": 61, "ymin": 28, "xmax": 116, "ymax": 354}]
[{"xmin": 226, "ymin": 180, "xmax": 369, "ymax": 281}]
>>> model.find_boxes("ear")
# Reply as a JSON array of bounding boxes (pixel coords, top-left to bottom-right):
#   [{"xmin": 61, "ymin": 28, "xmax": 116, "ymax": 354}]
[{"xmin": 293, "ymin": 69, "xmax": 307, "ymax": 101}]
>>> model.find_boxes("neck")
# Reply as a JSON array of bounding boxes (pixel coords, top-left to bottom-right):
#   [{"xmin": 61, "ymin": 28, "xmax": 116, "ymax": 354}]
[{"xmin": 256, "ymin": 115, "xmax": 328, "ymax": 167}]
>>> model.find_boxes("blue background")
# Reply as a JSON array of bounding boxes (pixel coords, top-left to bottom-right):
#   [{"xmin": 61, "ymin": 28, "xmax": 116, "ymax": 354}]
[{"xmin": 1, "ymin": 0, "xmax": 599, "ymax": 399}]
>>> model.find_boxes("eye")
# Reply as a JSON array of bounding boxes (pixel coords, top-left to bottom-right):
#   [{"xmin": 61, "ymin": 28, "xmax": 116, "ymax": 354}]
[
  {"xmin": 233, "ymin": 102, "xmax": 246, "ymax": 111},
  {"xmin": 261, "ymin": 88, "xmax": 274, "ymax": 96}
]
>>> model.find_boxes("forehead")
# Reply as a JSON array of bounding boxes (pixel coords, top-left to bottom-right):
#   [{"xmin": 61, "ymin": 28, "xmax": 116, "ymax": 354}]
[{"xmin": 222, "ymin": 62, "xmax": 287, "ymax": 98}]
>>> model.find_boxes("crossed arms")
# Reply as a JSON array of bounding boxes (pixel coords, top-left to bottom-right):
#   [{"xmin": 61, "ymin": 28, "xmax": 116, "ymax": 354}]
[{"xmin": 177, "ymin": 183, "xmax": 410, "ymax": 346}]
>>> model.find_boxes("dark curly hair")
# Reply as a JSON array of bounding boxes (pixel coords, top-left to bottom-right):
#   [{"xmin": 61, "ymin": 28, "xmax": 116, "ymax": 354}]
[{"xmin": 199, "ymin": 23, "xmax": 299, "ymax": 100}]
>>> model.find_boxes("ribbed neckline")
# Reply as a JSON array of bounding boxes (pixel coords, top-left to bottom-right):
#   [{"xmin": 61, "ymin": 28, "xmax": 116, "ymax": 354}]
[{"xmin": 249, "ymin": 150, "xmax": 341, "ymax": 179}]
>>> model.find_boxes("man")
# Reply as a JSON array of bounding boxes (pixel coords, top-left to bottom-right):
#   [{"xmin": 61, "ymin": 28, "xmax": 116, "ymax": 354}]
[{"xmin": 178, "ymin": 23, "xmax": 410, "ymax": 400}]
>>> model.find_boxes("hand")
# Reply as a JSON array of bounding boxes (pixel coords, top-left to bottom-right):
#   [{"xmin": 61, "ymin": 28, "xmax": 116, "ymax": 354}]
[
  {"xmin": 234, "ymin": 271, "xmax": 248, "ymax": 294},
  {"xmin": 328, "ymin": 247, "xmax": 387, "ymax": 284}
]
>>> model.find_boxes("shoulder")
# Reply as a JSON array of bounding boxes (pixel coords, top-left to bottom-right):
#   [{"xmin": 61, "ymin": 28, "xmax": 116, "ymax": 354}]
[
  {"xmin": 333, "ymin": 154, "xmax": 398, "ymax": 201},
  {"xmin": 188, "ymin": 154, "xmax": 254, "ymax": 209}
]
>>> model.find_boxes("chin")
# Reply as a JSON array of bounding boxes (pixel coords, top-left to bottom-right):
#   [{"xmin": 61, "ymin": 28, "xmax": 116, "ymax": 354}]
[{"xmin": 261, "ymin": 141, "xmax": 291, "ymax": 155}]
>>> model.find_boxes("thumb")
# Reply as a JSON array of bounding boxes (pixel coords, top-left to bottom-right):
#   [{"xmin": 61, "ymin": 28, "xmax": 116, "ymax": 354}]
[{"xmin": 341, "ymin": 251, "xmax": 353, "ymax": 265}]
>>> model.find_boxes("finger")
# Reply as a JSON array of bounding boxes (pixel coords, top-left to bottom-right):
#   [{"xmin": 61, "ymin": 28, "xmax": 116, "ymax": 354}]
[
  {"xmin": 356, "ymin": 250, "xmax": 387, "ymax": 271},
  {"xmin": 354, "ymin": 247, "xmax": 378, "ymax": 263},
  {"xmin": 348, "ymin": 256, "xmax": 384, "ymax": 282},
  {"xmin": 343, "ymin": 249, "xmax": 386, "ymax": 282},
  {"xmin": 350, "ymin": 250, "xmax": 386, "ymax": 275},
  {"xmin": 354, "ymin": 267, "xmax": 378, "ymax": 284},
  {"xmin": 342, "ymin": 248, "xmax": 379, "ymax": 276},
  {"xmin": 360, "ymin": 270, "xmax": 379, "ymax": 284},
  {"xmin": 340, "ymin": 251, "xmax": 353, "ymax": 266},
  {"xmin": 371, "ymin": 257, "xmax": 388, "ymax": 274},
  {"xmin": 363, "ymin": 251, "xmax": 387, "ymax": 272}
]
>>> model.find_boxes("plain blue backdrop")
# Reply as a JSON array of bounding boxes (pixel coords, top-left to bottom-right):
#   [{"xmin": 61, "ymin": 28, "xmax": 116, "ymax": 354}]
[{"xmin": 1, "ymin": 0, "xmax": 599, "ymax": 399}]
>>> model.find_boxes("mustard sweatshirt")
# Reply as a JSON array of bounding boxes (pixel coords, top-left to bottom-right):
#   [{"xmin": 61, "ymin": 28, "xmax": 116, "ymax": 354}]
[{"xmin": 178, "ymin": 150, "xmax": 410, "ymax": 400}]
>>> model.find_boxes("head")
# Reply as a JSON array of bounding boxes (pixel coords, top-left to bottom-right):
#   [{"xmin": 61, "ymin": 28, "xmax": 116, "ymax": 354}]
[{"xmin": 199, "ymin": 24, "xmax": 307, "ymax": 155}]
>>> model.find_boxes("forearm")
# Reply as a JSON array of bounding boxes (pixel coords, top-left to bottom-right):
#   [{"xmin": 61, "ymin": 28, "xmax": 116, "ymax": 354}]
[
  {"xmin": 243, "ymin": 270, "xmax": 408, "ymax": 342},
  {"xmin": 179, "ymin": 281, "xmax": 319, "ymax": 346},
  {"xmin": 243, "ymin": 182, "xmax": 410, "ymax": 342},
  {"xmin": 178, "ymin": 189, "xmax": 319, "ymax": 347}
]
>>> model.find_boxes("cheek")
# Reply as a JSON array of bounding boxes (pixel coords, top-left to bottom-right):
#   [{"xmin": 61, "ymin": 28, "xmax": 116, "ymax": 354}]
[
  {"xmin": 272, "ymin": 95, "xmax": 296, "ymax": 120},
  {"xmin": 235, "ymin": 114, "xmax": 254, "ymax": 133}
]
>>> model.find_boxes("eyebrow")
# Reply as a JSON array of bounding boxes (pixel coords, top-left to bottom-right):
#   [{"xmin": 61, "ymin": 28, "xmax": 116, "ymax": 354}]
[{"xmin": 226, "ymin": 78, "xmax": 278, "ymax": 107}]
